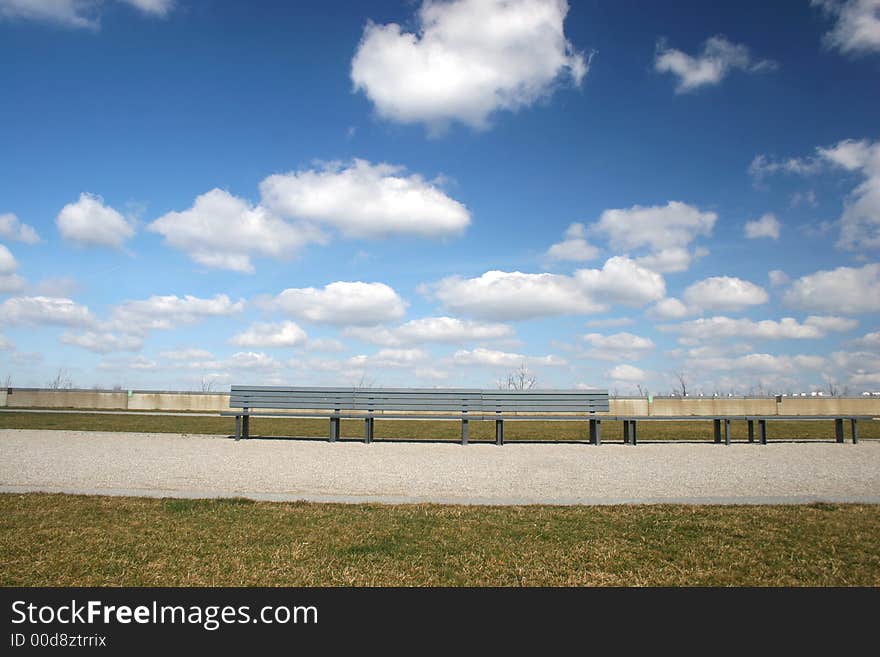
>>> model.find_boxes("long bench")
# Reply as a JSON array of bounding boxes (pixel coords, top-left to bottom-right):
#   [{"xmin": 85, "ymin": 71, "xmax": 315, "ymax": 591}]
[
  {"xmin": 221, "ymin": 386, "xmax": 609, "ymax": 444},
  {"xmin": 221, "ymin": 386, "xmax": 870, "ymax": 445}
]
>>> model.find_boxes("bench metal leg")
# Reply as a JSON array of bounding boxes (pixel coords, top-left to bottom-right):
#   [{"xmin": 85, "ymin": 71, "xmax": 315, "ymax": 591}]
[
  {"xmin": 364, "ymin": 417, "xmax": 374, "ymax": 444},
  {"xmin": 234, "ymin": 415, "xmax": 241, "ymax": 441},
  {"xmin": 461, "ymin": 418, "xmax": 468, "ymax": 445},
  {"xmin": 623, "ymin": 420, "xmax": 632, "ymax": 445},
  {"xmin": 759, "ymin": 419, "xmax": 767, "ymax": 445},
  {"xmin": 835, "ymin": 418, "xmax": 844, "ymax": 444},
  {"xmin": 851, "ymin": 418, "xmax": 859, "ymax": 445},
  {"xmin": 724, "ymin": 419, "xmax": 730, "ymax": 446},
  {"xmin": 589, "ymin": 419, "xmax": 601, "ymax": 446},
  {"xmin": 329, "ymin": 417, "xmax": 339, "ymax": 442},
  {"xmin": 495, "ymin": 418, "xmax": 503, "ymax": 446},
  {"xmin": 631, "ymin": 420, "xmax": 638, "ymax": 446},
  {"xmin": 713, "ymin": 419, "xmax": 721, "ymax": 444},
  {"xmin": 242, "ymin": 415, "xmax": 250, "ymax": 440},
  {"xmin": 748, "ymin": 419, "xmax": 754, "ymax": 443}
]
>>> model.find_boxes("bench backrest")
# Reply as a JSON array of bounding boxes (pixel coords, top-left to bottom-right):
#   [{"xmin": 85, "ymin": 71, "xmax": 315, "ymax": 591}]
[
  {"xmin": 481, "ymin": 389, "xmax": 610, "ymax": 413},
  {"xmin": 353, "ymin": 388, "xmax": 482, "ymax": 412},
  {"xmin": 230, "ymin": 386, "xmax": 609, "ymax": 414},
  {"xmin": 230, "ymin": 386, "xmax": 355, "ymax": 410}
]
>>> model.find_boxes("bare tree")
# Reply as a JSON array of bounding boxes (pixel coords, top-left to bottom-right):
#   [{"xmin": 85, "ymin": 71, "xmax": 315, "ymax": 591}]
[
  {"xmin": 826, "ymin": 379, "xmax": 839, "ymax": 397},
  {"xmin": 199, "ymin": 375, "xmax": 217, "ymax": 393},
  {"xmin": 354, "ymin": 373, "xmax": 376, "ymax": 389},
  {"xmin": 672, "ymin": 371, "xmax": 688, "ymax": 397},
  {"xmin": 47, "ymin": 368, "xmax": 73, "ymax": 390},
  {"xmin": 498, "ymin": 362, "xmax": 536, "ymax": 390},
  {"xmin": 635, "ymin": 383, "xmax": 649, "ymax": 398},
  {"xmin": 2, "ymin": 374, "xmax": 11, "ymax": 389}
]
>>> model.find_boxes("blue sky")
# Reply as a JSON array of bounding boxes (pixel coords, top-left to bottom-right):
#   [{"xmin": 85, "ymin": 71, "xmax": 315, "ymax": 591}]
[{"xmin": 1, "ymin": 0, "xmax": 879, "ymax": 394}]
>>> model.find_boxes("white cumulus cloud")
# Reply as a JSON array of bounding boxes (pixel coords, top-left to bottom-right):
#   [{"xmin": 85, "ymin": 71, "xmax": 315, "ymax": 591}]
[
  {"xmin": 591, "ymin": 201, "xmax": 716, "ymax": 272},
  {"xmin": 351, "ymin": 0, "xmax": 589, "ymax": 133},
  {"xmin": 110, "ymin": 293, "xmax": 245, "ymax": 333},
  {"xmin": 452, "ymin": 347, "xmax": 565, "ymax": 367},
  {"xmin": 426, "ymin": 256, "xmax": 665, "ymax": 321},
  {"xmin": 230, "ymin": 321, "xmax": 309, "ymax": 348},
  {"xmin": 0, "ymin": 213, "xmax": 40, "ymax": 244},
  {"xmin": 683, "ymin": 276, "xmax": 768, "ymax": 312},
  {"xmin": 60, "ymin": 331, "xmax": 143, "ymax": 354},
  {"xmin": 582, "ymin": 332, "xmax": 655, "ymax": 361},
  {"xmin": 607, "ymin": 364, "xmax": 646, "ymax": 382},
  {"xmin": 784, "ymin": 262, "xmax": 880, "ymax": 314},
  {"xmin": 148, "ymin": 189, "xmax": 323, "ymax": 273},
  {"xmin": 749, "ymin": 139, "xmax": 880, "ymax": 251},
  {"xmin": 545, "ymin": 223, "xmax": 599, "ymax": 262},
  {"xmin": 814, "ymin": 0, "xmax": 880, "ymax": 54},
  {"xmin": 744, "ymin": 213, "xmax": 781, "ymax": 240},
  {"xmin": 0, "ymin": 0, "xmax": 175, "ymax": 29},
  {"xmin": 661, "ymin": 315, "xmax": 853, "ymax": 342},
  {"xmin": 654, "ymin": 35, "xmax": 776, "ymax": 93},
  {"xmin": 259, "ymin": 159, "xmax": 470, "ymax": 238},
  {"xmin": 345, "ymin": 316, "xmax": 514, "ymax": 346},
  {"xmin": 57, "ymin": 193, "xmax": 135, "ymax": 249},
  {"xmin": 263, "ymin": 281, "xmax": 408, "ymax": 326},
  {"xmin": 0, "ymin": 296, "xmax": 95, "ymax": 327},
  {"xmin": 0, "ymin": 244, "xmax": 25, "ymax": 293}
]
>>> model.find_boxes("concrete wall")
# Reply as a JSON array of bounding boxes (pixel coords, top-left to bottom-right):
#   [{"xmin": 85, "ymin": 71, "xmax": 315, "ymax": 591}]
[
  {"xmin": 609, "ymin": 398, "xmax": 650, "ymax": 416},
  {"xmin": 1, "ymin": 388, "xmax": 878, "ymax": 417},
  {"xmin": 3, "ymin": 389, "xmax": 130, "ymax": 409},
  {"xmin": 127, "ymin": 392, "xmax": 230, "ymax": 412},
  {"xmin": 777, "ymin": 397, "xmax": 880, "ymax": 416},
  {"xmin": 649, "ymin": 397, "xmax": 779, "ymax": 417}
]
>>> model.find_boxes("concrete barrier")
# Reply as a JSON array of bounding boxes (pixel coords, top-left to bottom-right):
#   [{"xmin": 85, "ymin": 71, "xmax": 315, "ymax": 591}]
[
  {"xmin": 127, "ymin": 392, "xmax": 230, "ymax": 412},
  {"xmin": 1, "ymin": 388, "xmax": 878, "ymax": 417},
  {"xmin": 650, "ymin": 397, "xmax": 779, "ymax": 417},
  {"xmin": 777, "ymin": 396, "xmax": 880, "ymax": 416}
]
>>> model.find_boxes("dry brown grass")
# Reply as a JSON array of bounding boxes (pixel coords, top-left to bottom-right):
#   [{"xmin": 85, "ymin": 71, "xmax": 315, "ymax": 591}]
[
  {"xmin": 1, "ymin": 411, "xmax": 876, "ymax": 442},
  {"xmin": 1, "ymin": 493, "xmax": 878, "ymax": 586}
]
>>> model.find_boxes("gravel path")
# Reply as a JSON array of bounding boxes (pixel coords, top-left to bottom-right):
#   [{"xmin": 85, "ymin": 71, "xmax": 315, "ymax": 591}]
[{"xmin": 1, "ymin": 429, "xmax": 879, "ymax": 505}]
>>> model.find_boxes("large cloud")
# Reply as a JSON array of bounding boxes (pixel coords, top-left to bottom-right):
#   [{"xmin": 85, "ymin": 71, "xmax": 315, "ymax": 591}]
[
  {"xmin": 813, "ymin": 0, "xmax": 880, "ymax": 54},
  {"xmin": 345, "ymin": 316, "xmax": 514, "ymax": 346},
  {"xmin": 350, "ymin": 0, "xmax": 588, "ymax": 132},
  {"xmin": 262, "ymin": 281, "xmax": 408, "ymax": 326},
  {"xmin": 590, "ymin": 201, "xmax": 716, "ymax": 272},
  {"xmin": 57, "ymin": 193, "xmax": 135, "ymax": 249},
  {"xmin": 259, "ymin": 159, "xmax": 470, "ymax": 238},
  {"xmin": 654, "ymin": 35, "xmax": 776, "ymax": 93},
  {"xmin": 148, "ymin": 189, "xmax": 323, "ymax": 274},
  {"xmin": 425, "ymin": 256, "xmax": 665, "ymax": 321},
  {"xmin": 784, "ymin": 263, "xmax": 880, "ymax": 314},
  {"xmin": 150, "ymin": 160, "xmax": 469, "ymax": 272}
]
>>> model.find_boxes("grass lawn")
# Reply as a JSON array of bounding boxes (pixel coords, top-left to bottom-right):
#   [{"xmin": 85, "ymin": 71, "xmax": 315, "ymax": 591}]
[
  {"xmin": 1, "ymin": 410, "xmax": 877, "ymax": 441},
  {"xmin": 1, "ymin": 493, "xmax": 878, "ymax": 586}
]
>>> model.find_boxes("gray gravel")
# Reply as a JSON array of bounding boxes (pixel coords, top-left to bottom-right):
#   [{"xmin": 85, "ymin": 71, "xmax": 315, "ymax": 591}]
[{"xmin": 1, "ymin": 429, "xmax": 879, "ymax": 505}]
